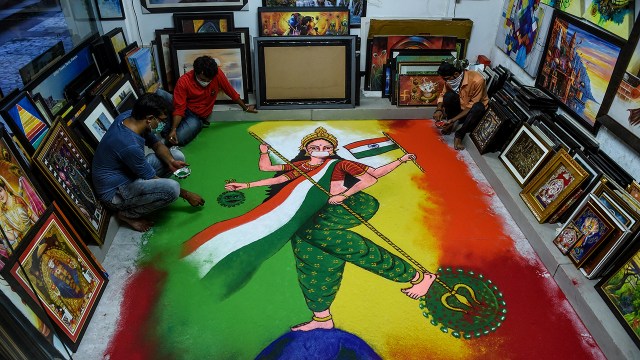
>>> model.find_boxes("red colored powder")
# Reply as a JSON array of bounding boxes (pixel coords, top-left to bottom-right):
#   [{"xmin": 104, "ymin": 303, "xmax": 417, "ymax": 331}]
[{"xmin": 104, "ymin": 266, "xmax": 167, "ymax": 360}]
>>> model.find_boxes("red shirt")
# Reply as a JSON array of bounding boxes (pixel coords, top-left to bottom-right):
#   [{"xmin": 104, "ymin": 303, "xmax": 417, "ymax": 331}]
[{"xmin": 172, "ymin": 69, "xmax": 240, "ymax": 118}]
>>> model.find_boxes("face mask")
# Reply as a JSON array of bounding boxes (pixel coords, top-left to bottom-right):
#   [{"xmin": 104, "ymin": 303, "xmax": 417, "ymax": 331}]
[
  {"xmin": 446, "ymin": 72, "xmax": 464, "ymax": 92},
  {"xmin": 310, "ymin": 151, "xmax": 331, "ymax": 158},
  {"xmin": 197, "ymin": 78, "xmax": 211, "ymax": 87},
  {"xmin": 153, "ymin": 120, "xmax": 166, "ymax": 134}
]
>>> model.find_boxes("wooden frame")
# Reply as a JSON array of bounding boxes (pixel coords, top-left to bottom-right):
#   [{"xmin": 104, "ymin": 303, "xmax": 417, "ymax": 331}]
[
  {"xmin": 171, "ymin": 41, "xmax": 248, "ymax": 104},
  {"xmin": 73, "ymin": 97, "xmax": 116, "ymax": 148},
  {"xmin": 0, "ymin": 91, "xmax": 51, "ymax": 156},
  {"xmin": 141, "ymin": 0, "xmax": 247, "ymax": 12},
  {"xmin": 174, "ymin": 12, "xmax": 235, "ymax": 33},
  {"xmin": 32, "ymin": 122, "xmax": 108, "ymax": 244},
  {"xmin": 258, "ymin": 7, "xmax": 350, "ymax": 37},
  {"xmin": 567, "ymin": 194, "xmax": 618, "ymax": 267},
  {"xmin": 8, "ymin": 202, "xmax": 107, "ymax": 351},
  {"xmin": 0, "ymin": 124, "xmax": 49, "ymax": 270},
  {"xmin": 95, "ymin": 0, "xmax": 125, "ymax": 20},
  {"xmin": 535, "ymin": 11, "xmax": 624, "ymax": 133},
  {"xmin": 520, "ymin": 149, "xmax": 588, "ymax": 223},
  {"xmin": 396, "ymin": 74, "xmax": 443, "ymax": 106},
  {"xmin": 627, "ymin": 181, "xmax": 640, "ymax": 202},
  {"xmin": 254, "ymin": 36, "xmax": 356, "ymax": 109},
  {"xmin": 262, "ymin": 0, "xmax": 367, "ymax": 27},
  {"xmin": 500, "ymin": 123, "xmax": 553, "ymax": 187},
  {"xmin": 471, "ymin": 101, "xmax": 506, "ymax": 154},
  {"xmin": 596, "ymin": 242, "xmax": 640, "ymax": 349}
]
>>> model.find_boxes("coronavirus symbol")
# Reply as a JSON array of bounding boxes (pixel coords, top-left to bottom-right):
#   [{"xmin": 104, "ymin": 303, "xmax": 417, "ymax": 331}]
[{"xmin": 217, "ymin": 191, "xmax": 246, "ymax": 207}]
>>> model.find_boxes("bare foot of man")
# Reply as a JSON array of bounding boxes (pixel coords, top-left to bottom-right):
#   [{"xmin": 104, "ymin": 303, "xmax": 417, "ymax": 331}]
[
  {"xmin": 454, "ymin": 137, "xmax": 465, "ymax": 150},
  {"xmin": 402, "ymin": 272, "xmax": 437, "ymax": 299},
  {"xmin": 117, "ymin": 212, "xmax": 154, "ymax": 232},
  {"xmin": 291, "ymin": 310, "xmax": 334, "ymax": 331}
]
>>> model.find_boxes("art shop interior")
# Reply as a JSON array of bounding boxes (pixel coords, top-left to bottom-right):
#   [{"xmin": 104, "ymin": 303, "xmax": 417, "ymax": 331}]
[{"xmin": 1, "ymin": 0, "xmax": 640, "ymax": 359}]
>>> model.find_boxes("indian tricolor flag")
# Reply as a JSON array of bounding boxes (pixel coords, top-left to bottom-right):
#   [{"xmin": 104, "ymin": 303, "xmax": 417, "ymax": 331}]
[{"xmin": 344, "ymin": 136, "xmax": 399, "ymax": 159}]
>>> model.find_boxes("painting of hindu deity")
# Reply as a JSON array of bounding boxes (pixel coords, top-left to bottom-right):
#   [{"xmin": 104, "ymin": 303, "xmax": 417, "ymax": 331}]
[
  {"xmin": 258, "ymin": 7, "xmax": 350, "ymax": 36},
  {"xmin": 568, "ymin": 198, "xmax": 615, "ymax": 266},
  {"xmin": 0, "ymin": 126, "xmax": 47, "ymax": 270},
  {"xmin": 553, "ymin": 221, "xmax": 584, "ymax": 254},
  {"xmin": 262, "ymin": 0, "xmax": 366, "ymax": 27},
  {"xmin": 471, "ymin": 105, "xmax": 505, "ymax": 153},
  {"xmin": 396, "ymin": 75, "xmax": 444, "ymax": 106},
  {"xmin": 495, "ymin": 0, "xmax": 554, "ymax": 76},
  {"xmin": 597, "ymin": 246, "xmax": 640, "ymax": 348},
  {"xmin": 500, "ymin": 123, "xmax": 552, "ymax": 187},
  {"xmin": 33, "ymin": 122, "xmax": 108, "ymax": 244},
  {"xmin": 9, "ymin": 204, "xmax": 107, "ymax": 351},
  {"xmin": 366, "ymin": 36, "xmax": 457, "ymax": 91},
  {"xmin": 582, "ymin": 0, "xmax": 634, "ymax": 39},
  {"xmin": 536, "ymin": 12, "xmax": 623, "ymax": 130}
]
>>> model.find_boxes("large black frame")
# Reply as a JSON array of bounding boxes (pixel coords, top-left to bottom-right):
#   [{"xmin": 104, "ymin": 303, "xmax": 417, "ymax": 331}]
[
  {"xmin": 174, "ymin": 12, "xmax": 235, "ymax": 33},
  {"xmin": 141, "ymin": 0, "xmax": 247, "ymax": 12},
  {"xmin": 94, "ymin": 0, "xmax": 125, "ymax": 20},
  {"xmin": 262, "ymin": 0, "xmax": 366, "ymax": 27},
  {"xmin": 534, "ymin": 11, "xmax": 624, "ymax": 134},
  {"xmin": 155, "ymin": 28, "xmax": 176, "ymax": 92},
  {"xmin": 254, "ymin": 36, "xmax": 356, "ymax": 109}
]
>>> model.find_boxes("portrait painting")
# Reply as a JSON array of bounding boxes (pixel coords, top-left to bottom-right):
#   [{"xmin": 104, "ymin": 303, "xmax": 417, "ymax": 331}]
[
  {"xmin": 0, "ymin": 126, "xmax": 47, "ymax": 270},
  {"xmin": 568, "ymin": 199, "xmax": 615, "ymax": 266},
  {"xmin": 495, "ymin": 0, "xmax": 554, "ymax": 76},
  {"xmin": 33, "ymin": 122, "xmax": 108, "ymax": 244},
  {"xmin": 262, "ymin": 0, "xmax": 366, "ymax": 27},
  {"xmin": 536, "ymin": 12, "xmax": 622, "ymax": 130},
  {"xmin": 597, "ymin": 246, "xmax": 640, "ymax": 348},
  {"xmin": 9, "ymin": 204, "xmax": 107, "ymax": 351},
  {"xmin": 258, "ymin": 7, "xmax": 350, "ymax": 36},
  {"xmin": 553, "ymin": 221, "xmax": 583, "ymax": 254},
  {"xmin": 396, "ymin": 75, "xmax": 444, "ymax": 106},
  {"xmin": 173, "ymin": 45, "xmax": 247, "ymax": 103}
]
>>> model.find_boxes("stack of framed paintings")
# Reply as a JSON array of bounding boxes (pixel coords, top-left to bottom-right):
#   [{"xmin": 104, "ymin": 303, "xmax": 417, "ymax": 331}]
[
  {"xmin": 32, "ymin": 122, "xmax": 109, "ymax": 245},
  {"xmin": 257, "ymin": 7, "xmax": 350, "ymax": 36},
  {"xmin": 261, "ymin": 0, "xmax": 366, "ymax": 28},
  {"xmin": 535, "ymin": 11, "xmax": 624, "ymax": 132},
  {"xmin": 390, "ymin": 51, "xmax": 454, "ymax": 106},
  {"xmin": 3, "ymin": 202, "xmax": 107, "ymax": 352},
  {"xmin": 126, "ymin": 47, "xmax": 161, "ymax": 94},
  {"xmin": 520, "ymin": 148, "xmax": 588, "ymax": 223},
  {"xmin": 500, "ymin": 123, "xmax": 554, "ymax": 187}
]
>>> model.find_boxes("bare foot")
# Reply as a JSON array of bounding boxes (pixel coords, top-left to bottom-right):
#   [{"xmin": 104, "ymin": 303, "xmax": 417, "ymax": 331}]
[
  {"xmin": 454, "ymin": 137, "xmax": 465, "ymax": 150},
  {"xmin": 291, "ymin": 318, "xmax": 334, "ymax": 331},
  {"xmin": 117, "ymin": 212, "xmax": 154, "ymax": 232},
  {"xmin": 402, "ymin": 272, "xmax": 437, "ymax": 299}
]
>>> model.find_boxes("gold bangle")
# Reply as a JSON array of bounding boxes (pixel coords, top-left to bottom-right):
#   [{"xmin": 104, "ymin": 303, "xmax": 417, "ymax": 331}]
[
  {"xmin": 260, "ymin": 152, "xmax": 268, "ymax": 155},
  {"xmin": 312, "ymin": 314, "xmax": 333, "ymax": 322},
  {"xmin": 410, "ymin": 271, "xmax": 424, "ymax": 285},
  {"xmin": 246, "ymin": 183, "xmax": 251, "ymax": 188}
]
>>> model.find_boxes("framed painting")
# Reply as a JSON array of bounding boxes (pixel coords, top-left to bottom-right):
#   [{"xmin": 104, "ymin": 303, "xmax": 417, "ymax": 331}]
[
  {"xmin": 598, "ymin": 20, "xmax": 640, "ymax": 153},
  {"xmin": 32, "ymin": 121, "xmax": 109, "ymax": 245},
  {"xmin": 520, "ymin": 148, "xmax": 588, "ymax": 223},
  {"xmin": 258, "ymin": 7, "xmax": 350, "ymax": 36},
  {"xmin": 104, "ymin": 27, "xmax": 128, "ymax": 65},
  {"xmin": 553, "ymin": 221, "xmax": 584, "ymax": 254},
  {"xmin": 593, "ymin": 180, "xmax": 640, "ymax": 231},
  {"xmin": 104, "ymin": 74, "xmax": 138, "ymax": 116},
  {"xmin": 471, "ymin": 102, "xmax": 506, "ymax": 154},
  {"xmin": 500, "ymin": 123, "xmax": 553, "ymax": 187},
  {"xmin": 582, "ymin": 0, "xmax": 633, "ymax": 39},
  {"xmin": 8, "ymin": 203, "xmax": 107, "ymax": 351},
  {"xmin": 0, "ymin": 125, "xmax": 48, "ymax": 270},
  {"xmin": 568, "ymin": 194, "xmax": 617, "ymax": 266},
  {"xmin": 171, "ymin": 42, "xmax": 247, "ymax": 104},
  {"xmin": 572, "ymin": 150, "xmax": 602, "ymax": 192},
  {"xmin": 141, "ymin": 0, "xmax": 247, "ymax": 12},
  {"xmin": 233, "ymin": 27, "xmax": 253, "ymax": 93},
  {"xmin": 95, "ymin": 0, "xmax": 125, "ymax": 20},
  {"xmin": 31, "ymin": 93, "xmax": 54, "ymax": 126},
  {"xmin": 628, "ymin": 181, "xmax": 640, "ymax": 202},
  {"xmin": 596, "ymin": 243, "xmax": 640, "ymax": 348},
  {"xmin": 155, "ymin": 28, "xmax": 176, "ymax": 92},
  {"xmin": 0, "ymin": 91, "xmax": 50, "ymax": 156},
  {"xmin": 382, "ymin": 63, "xmax": 391, "ymax": 98},
  {"xmin": 495, "ymin": 1, "xmax": 554, "ymax": 77},
  {"xmin": 174, "ymin": 12, "xmax": 235, "ymax": 33},
  {"xmin": 127, "ymin": 47, "xmax": 160, "ymax": 94},
  {"xmin": 555, "ymin": 0, "xmax": 584, "ymax": 16},
  {"xmin": 73, "ymin": 97, "xmax": 116, "ymax": 148},
  {"xmin": 396, "ymin": 75, "xmax": 444, "ymax": 106},
  {"xmin": 535, "ymin": 11, "xmax": 623, "ymax": 132},
  {"xmin": 262, "ymin": 0, "xmax": 366, "ymax": 27}
]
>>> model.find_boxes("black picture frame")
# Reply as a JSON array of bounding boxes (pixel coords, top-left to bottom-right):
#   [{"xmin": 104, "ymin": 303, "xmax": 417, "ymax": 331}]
[
  {"xmin": 257, "ymin": 6, "xmax": 350, "ymax": 36},
  {"xmin": 141, "ymin": 0, "xmax": 247, "ymax": 13},
  {"xmin": 174, "ymin": 12, "xmax": 236, "ymax": 33},
  {"xmin": 103, "ymin": 74, "xmax": 139, "ymax": 116},
  {"xmin": 71, "ymin": 96, "xmax": 116, "ymax": 149},
  {"xmin": 103, "ymin": 27, "xmax": 128, "ymax": 66},
  {"xmin": 233, "ymin": 27, "xmax": 253, "ymax": 93},
  {"xmin": 0, "ymin": 91, "xmax": 51, "ymax": 156},
  {"xmin": 254, "ymin": 36, "xmax": 356, "ymax": 109},
  {"xmin": 471, "ymin": 101, "xmax": 506, "ymax": 154},
  {"xmin": 155, "ymin": 28, "xmax": 176, "ymax": 92},
  {"xmin": 171, "ymin": 41, "xmax": 248, "ymax": 104},
  {"xmin": 95, "ymin": 0, "xmax": 125, "ymax": 20},
  {"xmin": 534, "ymin": 11, "xmax": 624, "ymax": 134}
]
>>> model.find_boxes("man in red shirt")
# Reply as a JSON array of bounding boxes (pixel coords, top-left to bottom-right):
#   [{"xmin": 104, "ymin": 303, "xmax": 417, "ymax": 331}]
[{"xmin": 158, "ymin": 55, "xmax": 257, "ymax": 146}]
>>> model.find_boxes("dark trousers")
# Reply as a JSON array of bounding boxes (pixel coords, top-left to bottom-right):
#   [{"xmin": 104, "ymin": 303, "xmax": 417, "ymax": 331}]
[{"xmin": 442, "ymin": 91, "xmax": 487, "ymax": 140}]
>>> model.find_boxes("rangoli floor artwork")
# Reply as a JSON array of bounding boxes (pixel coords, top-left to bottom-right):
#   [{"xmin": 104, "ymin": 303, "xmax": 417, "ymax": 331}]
[{"xmin": 76, "ymin": 120, "xmax": 605, "ymax": 359}]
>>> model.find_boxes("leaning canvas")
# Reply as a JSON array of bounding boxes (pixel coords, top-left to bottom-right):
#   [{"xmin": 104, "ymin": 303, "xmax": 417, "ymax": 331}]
[{"xmin": 582, "ymin": 0, "xmax": 634, "ymax": 40}]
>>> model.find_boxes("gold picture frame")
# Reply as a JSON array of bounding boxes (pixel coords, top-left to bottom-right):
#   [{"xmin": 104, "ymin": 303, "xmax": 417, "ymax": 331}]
[
  {"xmin": 627, "ymin": 180, "xmax": 640, "ymax": 202},
  {"xmin": 520, "ymin": 149, "xmax": 588, "ymax": 223}
]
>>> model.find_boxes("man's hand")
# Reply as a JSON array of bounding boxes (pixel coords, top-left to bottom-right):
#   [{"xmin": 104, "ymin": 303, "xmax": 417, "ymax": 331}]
[
  {"xmin": 167, "ymin": 129, "xmax": 179, "ymax": 145},
  {"xmin": 433, "ymin": 110, "xmax": 444, "ymax": 121},
  {"xmin": 169, "ymin": 160, "xmax": 188, "ymax": 173},
  {"xmin": 245, "ymin": 105, "xmax": 258, "ymax": 113},
  {"xmin": 182, "ymin": 190, "xmax": 205, "ymax": 207}
]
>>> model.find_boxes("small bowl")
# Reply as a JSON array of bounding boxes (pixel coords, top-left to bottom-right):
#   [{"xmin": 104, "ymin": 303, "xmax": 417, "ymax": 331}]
[{"xmin": 174, "ymin": 167, "xmax": 191, "ymax": 179}]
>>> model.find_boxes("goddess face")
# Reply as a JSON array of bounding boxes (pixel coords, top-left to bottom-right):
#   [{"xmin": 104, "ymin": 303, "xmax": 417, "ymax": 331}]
[{"xmin": 306, "ymin": 139, "xmax": 335, "ymax": 158}]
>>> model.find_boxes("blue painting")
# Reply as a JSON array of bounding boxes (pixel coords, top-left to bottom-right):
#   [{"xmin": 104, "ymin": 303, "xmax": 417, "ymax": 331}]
[{"xmin": 569, "ymin": 207, "xmax": 611, "ymax": 264}]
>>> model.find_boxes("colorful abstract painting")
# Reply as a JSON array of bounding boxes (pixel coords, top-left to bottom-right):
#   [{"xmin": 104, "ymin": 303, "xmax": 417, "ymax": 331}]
[
  {"xmin": 263, "ymin": 0, "xmax": 366, "ymax": 27},
  {"xmin": 87, "ymin": 120, "xmax": 606, "ymax": 359},
  {"xmin": 259, "ymin": 9, "xmax": 350, "ymax": 36},
  {"xmin": 569, "ymin": 203, "xmax": 614, "ymax": 265},
  {"xmin": 536, "ymin": 12, "xmax": 622, "ymax": 128},
  {"xmin": 583, "ymin": 0, "xmax": 634, "ymax": 40},
  {"xmin": 495, "ymin": 0, "xmax": 554, "ymax": 76}
]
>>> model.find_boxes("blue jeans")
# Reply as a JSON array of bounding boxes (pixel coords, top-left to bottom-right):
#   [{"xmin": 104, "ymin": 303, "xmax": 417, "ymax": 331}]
[
  {"xmin": 107, "ymin": 148, "xmax": 184, "ymax": 218},
  {"xmin": 155, "ymin": 89, "xmax": 203, "ymax": 146}
]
